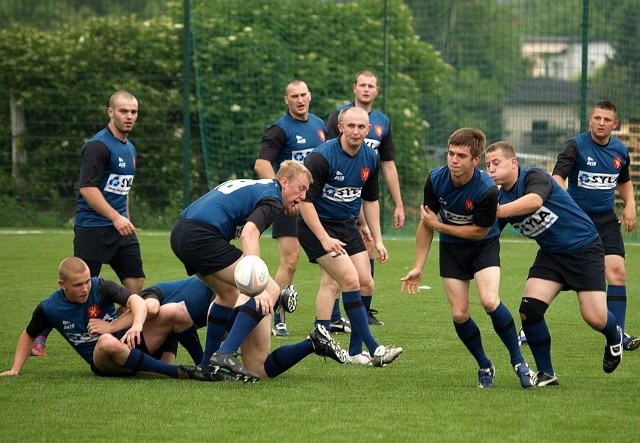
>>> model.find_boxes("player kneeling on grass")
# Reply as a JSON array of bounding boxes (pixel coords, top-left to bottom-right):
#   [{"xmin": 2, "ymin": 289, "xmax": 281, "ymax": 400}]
[{"xmin": 0, "ymin": 257, "xmax": 214, "ymax": 381}]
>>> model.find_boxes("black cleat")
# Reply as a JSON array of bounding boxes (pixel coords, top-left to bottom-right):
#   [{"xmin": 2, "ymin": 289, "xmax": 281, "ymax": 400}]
[
  {"xmin": 209, "ymin": 352, "xmax": 260, "ymax": 383},
  {"xmin": 535, "ymin": 371, "xmax": 559, "ymax": 387},
  {"xmin": 278, "ymin": 285, "xmax": 298, "ymax": 313},
  {"xmin": 308, "ymin": 324, "xmax": 348, "ymax": 364},
  {"xmin": 368, "ymin": 309, "xmax": 384, "ymax": 326},
  {"xmin": 603, "ymin": 326, "xmax": 623, "ymax": 374}
]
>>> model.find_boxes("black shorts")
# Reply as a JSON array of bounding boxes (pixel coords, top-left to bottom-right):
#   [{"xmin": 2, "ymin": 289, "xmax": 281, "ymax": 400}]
[
  {"xmin": 297, "ymin": 218, "xmax": 365, "ymax": 263},
  {"xmin": 590, "ymin": 211, "xmax": 625, "ymax": 257},
  {"xmin": 170, "ymin": 218, "xmax": 243, "ymax": 277},
  {"xmin": 271, "ymin": 211, "xmax": 297, "ymax": 238},
  {"xmin": 528, "ymin": 238, "xmax": 606, "ymax": 292},
  {"xmin": 73, "ymin": 226, "xmax": 145, "ymax": 280},
  {"xmin": 439, "ymin": 236, "xmax": 500, "ymax": 279}
]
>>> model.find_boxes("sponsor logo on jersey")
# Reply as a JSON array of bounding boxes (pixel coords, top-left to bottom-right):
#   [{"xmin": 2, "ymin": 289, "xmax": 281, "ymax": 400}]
[
  {"xmin": 292, "ymin": 148, "xmax": 313, "ymax": 163},
  {"xmin": 118, "ymin": 157, "xmax": 126, "ymax": 168},
  {"xmin": 104, "ymin": 174, "xmax": 134, "ymax": 195},
  {"xmin": 323, "ymin": 184, "xmax": 361, "ymax": 203},
  {"xmin": 613, "ymin": 157, "xmax": 622, "ymax": 169},
  {"xmin": 577, "ymin": 170, "xmax": 618, "ymax": 190},
  {"xmin": 512, "ymin": 205, "xmax": 558, "ymax": 238},
  {"xmin": 317, "ymin": 129, "xmax": 326, "ymax": 142},
  {"xmin": 586, "ymin": 156, "xmax": 596, "ymax": 167},
  {"xmin": 63, "ymin": 320, "xmax": 74, "ymax": 330},
  {"xmin": 361, "ymin": 167, "xmax": 371, "ymax": 182},
  {"xmin": 464, "ymin": 199, "xmax": 474, "ymax": 213},
  {"xmin": 363, "ymin": 137, "xmax": 381, "ymax": 152},
  {"xmin": 439, "ymin": 208, "xmax": 473, "ymax": 225},
  {"xmin": 333, "ymin": 171, "xmax": 345, "ymax": 182},
  {"xmin": 88, "ymin": 304, "xmax": 102, "ymax": 318},
  {"xmin": 295, "ymin": 134, "xmax": 307, "ymax": 144},
  {"xmin": 374, "ymin": 125, "xmax": 384, "ymax": 137}
]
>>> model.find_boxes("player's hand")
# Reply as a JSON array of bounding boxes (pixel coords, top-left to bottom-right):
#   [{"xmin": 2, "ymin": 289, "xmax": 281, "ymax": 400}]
[
  {"xmin": 321, "ymin": 237, "xmax": 347, "ymax": 257},
  {"xmin": 619, "ymin": 206, "xmax": 637, "ymax": 232},
  {"xmin": 0, "ymin": 370, "xmax": 19, "ymax": 376},
  {"xmin": 113, "ymin": 215, "xmax": 136, "ymax": 236},
  {"xmin": 394, "ymin": 206, "xmax": 405, "ymax": 229},
  {"xmin": 420, "ymin": 205, "xmax": 439, "ymax": 230},
  {"xmin": 375, "ymin": 242, "xmax": 389, "ymax": 264},
  {"xmin": 400, "ymin": 268, "xmax": 423, "ymax": 295},
  {"xmin": 87, "ymin": 318, "xmax": 112, "ymax": 335},
  {"xmin": 254, "ymin": 292, "xmax": 274, "ymax": 316},
  {"xmin": 120, "ymin": 323, "xmax": 143, "ymax": 349}
]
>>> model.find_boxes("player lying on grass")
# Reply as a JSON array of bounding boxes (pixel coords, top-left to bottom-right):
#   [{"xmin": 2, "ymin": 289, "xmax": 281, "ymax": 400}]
[
  {"xmin": 0, "ymin": 257, "xmax": 208, "ymax": 380},
  {"xmin": 104, "ymin": 275, "xmax": 347, "ymax": 382}
]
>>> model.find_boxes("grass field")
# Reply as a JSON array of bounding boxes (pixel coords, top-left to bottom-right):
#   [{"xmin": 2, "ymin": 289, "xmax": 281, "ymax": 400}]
[{"xmin": 1, "ymin": 230, "xmax": 640, "ymax": 442}]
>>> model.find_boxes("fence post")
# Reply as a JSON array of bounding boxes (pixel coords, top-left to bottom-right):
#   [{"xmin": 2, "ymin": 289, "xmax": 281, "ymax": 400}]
[{"xmin": 10, "ymin": 92, "xmax": 26, "ymax": 190}]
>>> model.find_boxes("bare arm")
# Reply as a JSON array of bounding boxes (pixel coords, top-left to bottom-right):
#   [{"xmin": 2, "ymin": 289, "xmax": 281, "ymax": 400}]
[
  {"xmin": 80, "ymin": 187, "xmax": 136, "ymax": 236},
  {"xmin": 419, "ymin": 205, "xmax": 489, "ymax": 241},
  {"xmin": 362, "ymin": 199, "xmax": 388, "ymax": 263},
  {"xmin": 617, "ymin": 180, "xmax": 637, "ymax": 232},
  {"xmin": 381, "ymin": 160, "xmax": 404, "ymax": 229},
  {"xmin": 400, "ymin": 217, "xmax": 434, "ymax": 295},
  {"xmin": 1, "ymin": 331, "xmax": 36, "ymax": 376},
  {"xmin": 496, "ymin": 193, "xmax": 544, "ymax": 219},
  {"xmin": 552, "ymin": 174, "xmax": 566, "ymax": 189},
  {"xmin": 119, "ymin": 294, "xmax": 147, "ymax": 349},
  {"xmin": 298, "ymin": 201, "xmax": 346, "ymax": 256},
  {"xmin": 254, "ymin": 159, "xmax": 276, "ymax": 179}
]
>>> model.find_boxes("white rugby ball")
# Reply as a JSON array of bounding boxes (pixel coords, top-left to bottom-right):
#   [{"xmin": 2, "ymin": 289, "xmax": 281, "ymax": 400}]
[{"xmin": 234, "ymin": 255, "xmax": 269, "ymax": 296}]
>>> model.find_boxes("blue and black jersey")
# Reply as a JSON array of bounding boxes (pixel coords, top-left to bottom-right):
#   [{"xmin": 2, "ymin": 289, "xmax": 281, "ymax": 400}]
[
  {"xmin": 140, "ymin": 277, "xmax": 214, "ymax": 329},
  {"xmin": 424, "ymin": 166, "xmax": 500, "ymax": 243},
  {"xmin": 26, "ymin": 278, "xmax": 130, "ymax": 364},
  {"xmin": 303, "ymin": 138, "xmax": 379, "ymax": 222},
  {"xmin": 75, "ymin": 127, "xmax": 137, "ymax": 227},
  {"xmin": 179, "ymin": 178, "xmax": 283, "ymax": 240},
  {"xmin": 498, "ymin": 167, "xmax": 599, "ymax": 252},
  {"xmin": 553, "ymin": 132, "xmax": 631, "ymax": 215},
  {"xmin": 258, "ymin": 112, "xmax": 328, "ymax": 171}
]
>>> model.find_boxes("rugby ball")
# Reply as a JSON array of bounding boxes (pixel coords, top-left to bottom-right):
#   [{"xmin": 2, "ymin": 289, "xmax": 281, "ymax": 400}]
[{"xmin": 234, "ymin": 255, "xmax": 269, "ymax": 296}]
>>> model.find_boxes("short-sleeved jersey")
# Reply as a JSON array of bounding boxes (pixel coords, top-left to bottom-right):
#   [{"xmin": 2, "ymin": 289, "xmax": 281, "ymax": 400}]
[
  {"xmin": 423, "ymin": 166, "xmax": 500, "ymax": 243},
  {"xmin": 140, "ymin": 277, "xmax": 214, "ymax": 329},
  {"xmin": 258, "ymin": 112, "xmax": 328, "ymax": 171},
  {"xmin": 180, "ymin": 178, "xmax": 283, "ymax": 240},
  {"xmin": 498, "ymin": 167, "xmax": 599, "ymax": 252},
  {"xmin": 553, "ymin": 132, "xmax": 631, "ymax": 215},
  {"xmin": 25, "ymin": 277, "xmax": 130, "ymax": 364},
  {"xmin": 303, "ymin": 138, "xmax": 379, "ymax": 222},
  {"xmin": 75, "ymin": 127, "xmax": 137, "ymax": 227},
  {"xmin": 326, "ymin": 103, "xmax": 395, "ymax": 162}
]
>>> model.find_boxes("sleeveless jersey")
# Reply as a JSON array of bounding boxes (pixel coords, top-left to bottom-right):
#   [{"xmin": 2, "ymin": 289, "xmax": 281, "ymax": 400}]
[
  {"xmin": 499, "ymin": 167, "xmax": 599, "ymax": 252},
  {"xmin": 36, "ymin": 277, "xmax": 124, "ymax": 364},
  {"xmin": 304, "ymin": 138, "xmax": 379, "ymax": 221},
  {"xmin": 180, "ymin": 178, "xmax": 283, "ymax": 240},
  {"xmin": 425, "ymin": 166, "xmax": 500, "ymax": 243},
  {"xmin": 264, "ymin": 112, "xmax": 327, "ymax": 171},
  {"xmin": 148, "ymin": 277, "xmax": 214, "ymax": 328},
  {"xmin": 75, "ymin": 128, "xmax": 137, "ymax": 227},
  {"xmin": 565, "ymin": 132, "xmax": 630, "ymax": 215}
]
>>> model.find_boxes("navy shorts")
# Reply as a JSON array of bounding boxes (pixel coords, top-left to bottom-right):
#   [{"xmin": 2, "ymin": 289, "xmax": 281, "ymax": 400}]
[
  {"xmin": 170, "ymin": 218, "xmax": 243, "ymax": 277},
  {"xmin": 528, "ymin": 238, "xmax": 606, "ymax": 292},
  {"xmin": 297, "ymin": 218, "xmax": 365, "ymax": 263},
  {"xmin": 271, "ymin": 211, "xmax": 297, "ymax": 238},
  {"xmin": 73, "ymin": 226, "xmax": 145, "ymax": 280},
  {"xmin": 439, "ymin": 235, "xmax": 500, "ymax": 279},
  {"xmin": 590, "ymin": 211, "xmax": 625, "ymax": 257}
]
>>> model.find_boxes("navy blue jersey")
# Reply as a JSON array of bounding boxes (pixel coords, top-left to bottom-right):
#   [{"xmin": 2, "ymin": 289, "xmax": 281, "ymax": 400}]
[
  {"xmin": 258, "ymin": 112, "xmax": 328, "ymax": 171},
  {"xmin": 553, "ymin": 132, "xmax": 631, "ymax": 215},
  {"xmin": 424, "ymin": 166, "xmax": 500, "ymax": 243},
  {"xmin": 327, "ymin": 103, "xmax": 395, "ymax": 161},
  {"xmin": 303, "ymin": 138, "xmax": 379, "ymax": 222},
  {"xmin": 75, "ymin": 128, "xmax": 137, "ymax": 227},
  {"xmin": 141, "ymin": 277, "xmax": 214, "ymax": 328},
  {"xmin": 180, "ymin": 179, "xmax": 283, "ymax": 240},
  {"xmin": 25, "ymin": 278, "xmax": 130, "ymax": 364},
  {"xmin": 498, "ymin": 167, "xmax": 599, "ymax": 252}
]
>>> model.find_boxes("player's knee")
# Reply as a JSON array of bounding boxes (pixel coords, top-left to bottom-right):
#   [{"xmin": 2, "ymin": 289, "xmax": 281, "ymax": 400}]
[{"xmin": 519, "ymin": 297, "xmax": 549, "ymax": 325}]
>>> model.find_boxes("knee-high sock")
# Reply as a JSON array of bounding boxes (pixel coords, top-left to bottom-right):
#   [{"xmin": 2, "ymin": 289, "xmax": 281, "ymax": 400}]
[
  {"xmin": 331, "ymin": 298, "xmax": 342, "ymax": 323},
  {"xmin": 264, "ymin": 340, "xmax": 314, "ymax": 378},
  {"xmin": 522, "ymin": 319, "xmax": 554, "ymax": 376},
  {"xmin": 607, "ymin": 285, "xmax": 627, "ymax": 331},
  {"xmin": 488, "ymin": 302, "xmax": 524, "ymax": 366},
  {"xmin": 342, "ymin": 290, "xmax": 378, "ymax": 355},
  {"xmin": 175, "ymin": 326, "xmax": 203, "ymax": 365},
  {"xmin": 602, "ymin": 311, "xmax": 621, "ymax": 345},
  {"xmin": 123, "ymin": 348, "xmax": 181, "ymax": 378},
  {"xmin": 217, "ymin": 298, "xmax": 264, "ymax": 355},
  {"xmin": 201, "ymin": 303, "xmax": 235, "ymax": 365},
  {"xmin": 454, "ymin": 317, "xmax": 492, "ymax": 369}
]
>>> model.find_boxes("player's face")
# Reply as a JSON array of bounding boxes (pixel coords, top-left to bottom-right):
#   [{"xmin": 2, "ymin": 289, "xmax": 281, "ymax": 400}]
[
  {"xmin": 447, "ymin": 144, "xmax": 479, "ymax": 183},
  {"xmin": 485, "ymin": 149, "xmax": 517, "ymax": 186},
  {"xmin": 353, "ymin": 75, "xmax": 379, "ymax": 106},
  {"xmin": 284, "ymin": 83, "xmax": 311, "ymax": 121},
  {"xmin": 108, "ymin": 97, "xmax": 138, "ymax": 138},
  {"xmin": 281, "ymin": 174, "xmax": 310, "ymax": 211},
  {"xmin": 589, "ymin": 107, "xmax": 618, "ymax": 144},
  {"xmin": 59, "ymin": 270, "xmax": 92, "ymax": 304},
  {"xmin": 339, "ymin": 110, "xmax": 371, "ymax": 151}
]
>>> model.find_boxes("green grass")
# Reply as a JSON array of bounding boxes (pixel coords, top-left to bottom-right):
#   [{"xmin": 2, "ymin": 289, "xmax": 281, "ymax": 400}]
[{"xmin": 1, "ymin": 230, "xmax": 640, "ymax": 442}]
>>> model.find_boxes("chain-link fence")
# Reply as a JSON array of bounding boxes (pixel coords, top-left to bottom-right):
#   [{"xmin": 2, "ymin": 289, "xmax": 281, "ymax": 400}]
[{"xmin": 2, "ymin": 0, "xmax": 639, "ymax": 239}]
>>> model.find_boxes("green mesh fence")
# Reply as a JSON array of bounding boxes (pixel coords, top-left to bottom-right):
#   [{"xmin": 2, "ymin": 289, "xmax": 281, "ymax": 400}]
[{"xmin": 2, "ymin": 0, "xmax": 640, "ymax": 240}]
